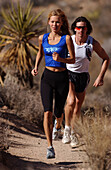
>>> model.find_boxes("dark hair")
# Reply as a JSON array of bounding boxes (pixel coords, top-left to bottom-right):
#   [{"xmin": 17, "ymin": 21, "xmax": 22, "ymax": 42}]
[{"xmin": 71, "ymin": 16, "xmax": 93, "ymax": 35}]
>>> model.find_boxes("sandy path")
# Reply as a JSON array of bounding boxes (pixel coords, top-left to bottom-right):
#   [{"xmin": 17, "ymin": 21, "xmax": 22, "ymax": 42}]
[{"xmin": 0, "ymin": 109, "xmax": 89, "ymax": 170}]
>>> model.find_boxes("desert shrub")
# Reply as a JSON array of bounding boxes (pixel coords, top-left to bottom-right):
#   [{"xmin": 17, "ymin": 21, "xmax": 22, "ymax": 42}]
[
  {"xmin": 0, "ymin": 73, "xmax": 44, "ymax": 128},
  {"xmin": 0, "ymin": 117, "xmax": 10, "ymax": 164},
  {"xmin": 74, "ymin": 113, "xmax": 111, "ymax": 170},
  {"xmin": 0, "ymin": 121, "xmax": 10, "ymax": 151}
]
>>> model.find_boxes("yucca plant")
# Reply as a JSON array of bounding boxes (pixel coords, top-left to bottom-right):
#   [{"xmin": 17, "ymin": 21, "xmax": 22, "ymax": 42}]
[{"xmin": 0, "ymin": 0, "xmax": 44, "ymax": 87}]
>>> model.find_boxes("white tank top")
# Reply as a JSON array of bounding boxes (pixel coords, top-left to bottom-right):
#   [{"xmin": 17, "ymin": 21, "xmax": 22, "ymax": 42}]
[{"xmin": 66, "ymin": 35, "xmax": 93, "ymax": 73}]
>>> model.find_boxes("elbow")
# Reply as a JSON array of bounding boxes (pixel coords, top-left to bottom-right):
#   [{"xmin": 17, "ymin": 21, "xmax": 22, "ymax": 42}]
[
  {"xmin": 106, "ymin": 57, "xmax": 110, "ymax": 66},
  {"xmin": 103, "ymin": 57, "xmax": 110, "ymax": 67},
  {"xmin": 70, "ymin": 58, "xmax": 75, "ymax": 64}
]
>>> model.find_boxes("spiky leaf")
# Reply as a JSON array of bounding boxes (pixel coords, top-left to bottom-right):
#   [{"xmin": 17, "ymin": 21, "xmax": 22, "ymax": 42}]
[{"xmin": 0, "ymin": 0, "xmax": 44, "ymax": 87}]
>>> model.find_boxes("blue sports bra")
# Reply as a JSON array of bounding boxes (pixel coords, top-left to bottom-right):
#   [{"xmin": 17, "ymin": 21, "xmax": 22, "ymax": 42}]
[{"xmin": 42, "ymin": 33, "xmax": 68, "ymax": 68}]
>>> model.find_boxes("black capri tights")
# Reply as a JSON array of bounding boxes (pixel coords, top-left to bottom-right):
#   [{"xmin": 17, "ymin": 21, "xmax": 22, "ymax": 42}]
[{"xmin": 40, "ymin": 68, "xmax": 69, "ymax": 118}]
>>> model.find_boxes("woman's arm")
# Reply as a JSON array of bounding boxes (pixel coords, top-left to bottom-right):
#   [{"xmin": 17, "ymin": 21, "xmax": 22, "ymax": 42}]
[
  {"xmin": 93, "ymin": 38, "xmax": 110, "ymax": 87},
  {"xmin": 52, "ymin": 35, "xmax": 75, "ymax": 64},
  {"xmin": 31, "ymin": 35, "xmax": 44, "ymax": 76}
]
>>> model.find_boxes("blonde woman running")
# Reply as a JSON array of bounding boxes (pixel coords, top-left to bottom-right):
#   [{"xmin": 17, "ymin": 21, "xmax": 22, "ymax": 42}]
[{"xmin": 31, "ymin": 9, "xmax": 75, "ymax": 159}]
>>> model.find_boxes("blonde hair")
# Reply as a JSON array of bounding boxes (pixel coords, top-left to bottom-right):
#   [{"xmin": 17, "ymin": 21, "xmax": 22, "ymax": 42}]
[{"xmin": 48, "ymin": 9, "xmax": 70, "ymax": 35}]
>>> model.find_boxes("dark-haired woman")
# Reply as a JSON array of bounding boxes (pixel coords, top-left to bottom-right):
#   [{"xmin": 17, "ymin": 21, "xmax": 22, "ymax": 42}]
[{"xmin": 62, "ymin": 16, "xmax": 110, "ymax": 147}]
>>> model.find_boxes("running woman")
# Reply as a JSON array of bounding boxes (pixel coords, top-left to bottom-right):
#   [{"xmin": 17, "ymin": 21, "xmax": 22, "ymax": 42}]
[
  {"xmin": 31, "ymin": 9, "xmax": 75, "ymax": 158},
  {"xmin": 62, "ymin": 16, "xmax": 110, "ymax": 147}
]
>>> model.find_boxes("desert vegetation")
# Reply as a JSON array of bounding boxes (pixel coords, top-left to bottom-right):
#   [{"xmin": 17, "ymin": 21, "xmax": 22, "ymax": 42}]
[
  {"xmin": 0, "ymin": 0, "xmax": 44, "ymax": 87},
  {"xmin": 74, "ymin": 110, "xmax": 111, "ymax": 170},
  {"xmin": 0, "ymin": 0, "xmax": 111, "ymax": 169}
]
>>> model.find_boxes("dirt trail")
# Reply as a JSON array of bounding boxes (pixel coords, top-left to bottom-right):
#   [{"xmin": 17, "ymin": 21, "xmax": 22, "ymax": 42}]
[{"xmin": 0, "ymin": 108, "xmax": 89, "ymax": 170}]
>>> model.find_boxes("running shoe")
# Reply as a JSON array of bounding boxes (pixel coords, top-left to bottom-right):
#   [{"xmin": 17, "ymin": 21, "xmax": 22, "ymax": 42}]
[
  {"xmin": 70, "ymin": 133, "xmax": 79, "ymax": 148},
  {"xmin": 62, "ymin": 128, "xmax": 71, "ymax": 144},
  {"xmin": 47, "ymin": 146, "xmax": 55, "ymax": 159},
  {"xmin": 52, "ymin": 119, "xmax": 62, "ymax": 140}
]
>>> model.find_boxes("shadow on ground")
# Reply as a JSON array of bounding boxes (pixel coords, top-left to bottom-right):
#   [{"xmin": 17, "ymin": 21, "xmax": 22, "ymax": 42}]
[
  {"xmin": 0, "ymin": 108, "xmax": 45, "ymax": 139},
  {"xmin": 1, "ymin": 151, "xmax": 84, "ymax": 170},
  {"xmin": 1, "ymin": 151, "xmax": 59, "ymax": 170}
]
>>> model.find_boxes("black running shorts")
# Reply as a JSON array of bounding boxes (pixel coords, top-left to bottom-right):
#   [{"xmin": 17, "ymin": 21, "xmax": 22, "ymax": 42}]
[{"xmin": 68, "ymin": 70, "xmax": 90, "ymax": 93}]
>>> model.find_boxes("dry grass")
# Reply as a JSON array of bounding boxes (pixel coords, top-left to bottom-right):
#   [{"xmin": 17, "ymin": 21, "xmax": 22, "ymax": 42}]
[
  {"xmin": 0, "ymin": 122, "xmax": 10, "ymax": 151},
  {"xmin": 0, "ymin": 117, "xmax": 10, "ymax": 165},
  {"xmin": 74, "ymin": 112, "xmax": 111, "ymax": 170},
  {"xmin": 0, "ymin": 73, "xmax": 44, "ymax": 128}
]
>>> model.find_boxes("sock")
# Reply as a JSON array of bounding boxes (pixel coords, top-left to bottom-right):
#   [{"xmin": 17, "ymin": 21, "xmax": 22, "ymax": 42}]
[
  {"xmin": 48, "ymin": 146, "xmax": 53, "ymax": 149},
  {"xmin": 71, "ymin": 130, "xmax": 75, "ymax": 135},
  {"xmin": 65, "ymin": 125, "xmax": 71, "ymax": 131},
  {"xmin": 54, "ymin": 119, "xmax": 57, "ymax": 124}
]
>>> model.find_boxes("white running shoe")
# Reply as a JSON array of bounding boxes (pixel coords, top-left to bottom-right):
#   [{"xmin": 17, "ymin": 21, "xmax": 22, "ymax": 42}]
[
  {"xmin": 70, "ymin": 133, "xmax": 79, "ymax": 148},
  {"xmin": 52, "ymin": 119, "xmax": 62, "ymax": 140},
  {"xmin": 62, "ymin": 128, "xmax": 71, "ymax": 144}
]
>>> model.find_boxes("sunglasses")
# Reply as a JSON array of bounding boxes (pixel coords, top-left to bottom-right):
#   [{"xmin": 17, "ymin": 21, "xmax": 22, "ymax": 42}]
[{"xmin": 75, "ymin": 26, "xmax": 87, "ymax": 30}]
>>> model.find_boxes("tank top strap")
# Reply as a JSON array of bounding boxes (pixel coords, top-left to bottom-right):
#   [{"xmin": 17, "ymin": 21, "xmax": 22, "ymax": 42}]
[
  {"xmin": 61, "ymin": 34, "xmax": 67, "ymax": 40},
  {"xmin": 86, "ymin": 36, "xmax": 93, "ymax": 45},
  {"xmin": 42, "ymin": 33, "xmax": 49, "ymax": 44}
]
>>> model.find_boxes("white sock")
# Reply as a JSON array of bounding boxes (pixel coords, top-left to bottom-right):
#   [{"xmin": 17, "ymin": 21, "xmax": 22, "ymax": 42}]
[
  {"xmin": 55, "ymin": 119, "xmax": 57, "ymax": 124},
  {"xmin": 71, "ymin": 130, "xmax": 75, "ymax": 134},
  {"xmin": 48, "ymin": 146, "xmax": 53, "ymax": 149},
  {"xmin": 65, "ymin": 125, "xmax": 71, "ymax": 131}
]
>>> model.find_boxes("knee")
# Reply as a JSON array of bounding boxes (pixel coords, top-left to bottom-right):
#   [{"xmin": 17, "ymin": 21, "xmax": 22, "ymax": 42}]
[
  {"xmin": 44, "ymin": 111, "xmax": 49, "ymax": 119},
  {"xmin": 44, "ymin": 111, "xmax": 52, "ymax": 124},
  {"xmin": 76, "ymin": 98, "xmax": 80, "ymax": 105},
  {"xmin": 75, "ymin": 98, "xmax": 82, "ymax": 108},
  {"xmin": 74, "ymin": 99, "xmax": 82, "ymax": 115},
  {"xmin": 66, "ymin": 97, "xmax": 75, "ymax": 108}
]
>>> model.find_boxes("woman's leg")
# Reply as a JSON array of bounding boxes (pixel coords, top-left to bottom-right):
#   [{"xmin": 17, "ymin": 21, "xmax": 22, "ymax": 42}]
[
  {"xmin": 43, "ymin": 111, "xmax": 53, "ymax": 147},
  {"xmin": 69, "ymin": 91, "xmax": 85, "ymax": 148},
  {"xmin": 62, "ymin": 81, "xmax": 76, "ymax": 144},
  {"xmin": 52, "ymin": 113, "xmax": 64, "ymax": 140},
  {"xmin": 44, "ymin": 110, "xmax": 55, "ymax": 159},
  {"xmin": 71, "ymin": 91, "xmax": 86, "ymax": 129},
  {"xmin": 65, "ymin": 81, "xmax": 76, "ymax": 127},
  {"xmin": 53, "ymin": 70, "xmax": 69, "ymax": 140},
  {"xmin": 56, "ymin": 113, "xmax": 64, "ymax": 129}
]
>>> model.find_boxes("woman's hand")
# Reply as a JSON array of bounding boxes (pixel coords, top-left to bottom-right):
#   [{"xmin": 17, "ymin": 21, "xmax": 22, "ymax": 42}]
[
  {"xmin": 52, "ymin": 52, "xmax": 60, "ymax": 62},
  {"xmin": 93, "ymin": 76, "xmax": 104, "ymax": 87},
  {"xmin": 31, "ymin": 68, "xmax": 38, "ymax": 76}
]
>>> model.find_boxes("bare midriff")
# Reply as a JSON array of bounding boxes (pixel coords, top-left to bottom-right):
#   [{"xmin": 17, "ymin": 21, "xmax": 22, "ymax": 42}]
[{"xmin": 46, "ymin": 66, "xmax": 66, "ymax": 72}]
